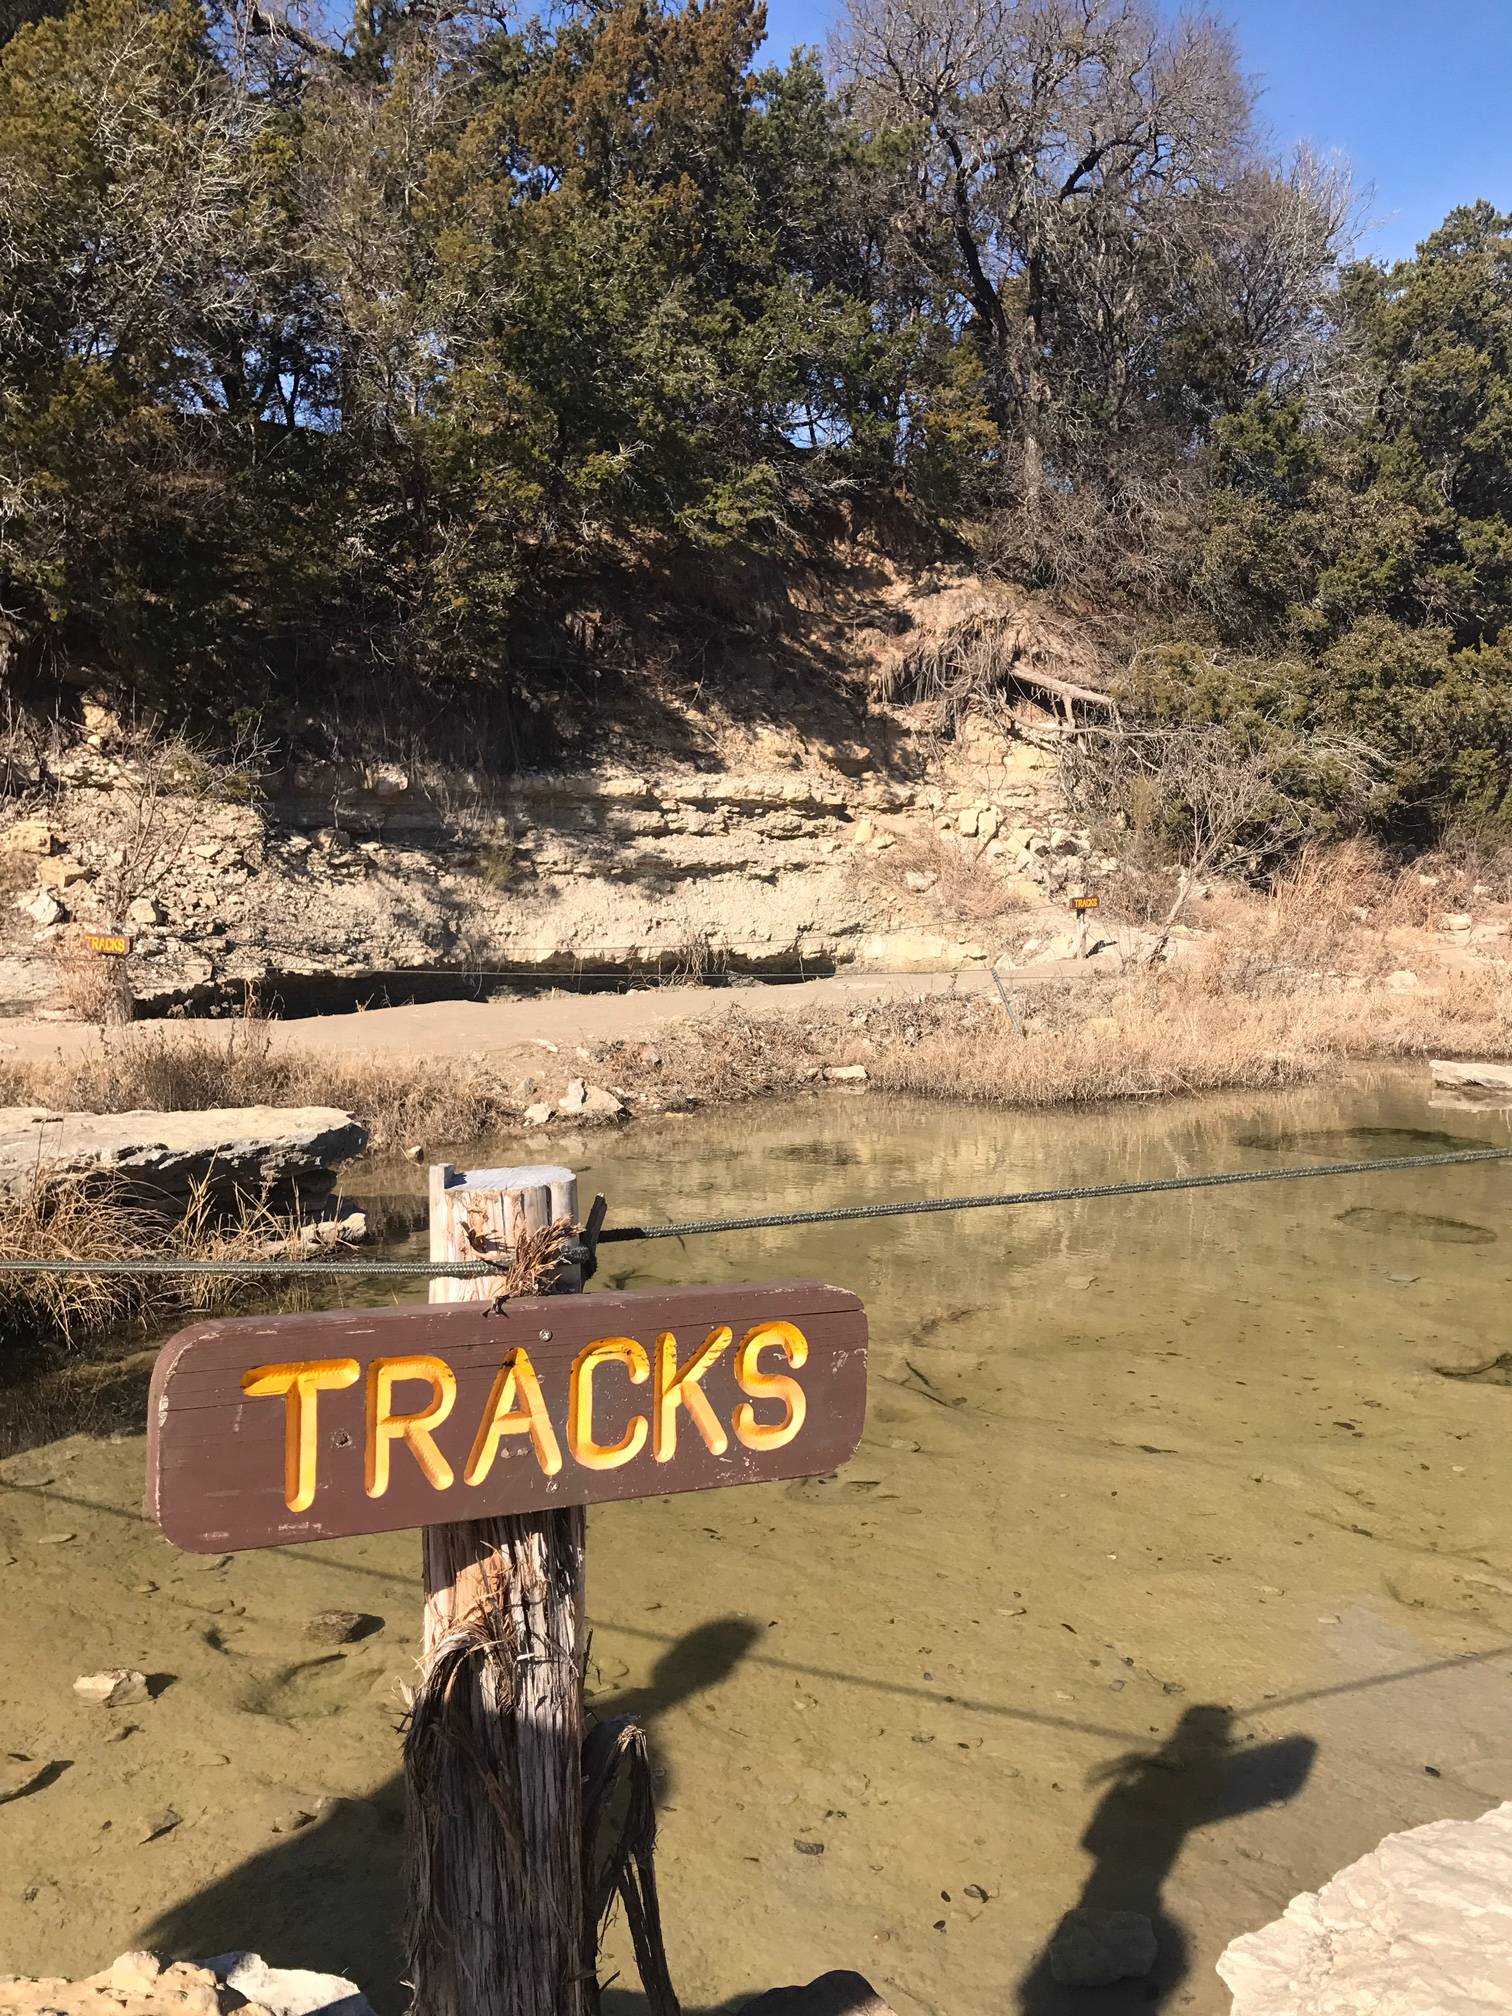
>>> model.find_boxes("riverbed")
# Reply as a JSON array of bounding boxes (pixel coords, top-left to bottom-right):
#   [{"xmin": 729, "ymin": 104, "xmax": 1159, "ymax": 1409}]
[{"xmin": 3, "ymin": 1070, "xmax": 1511, "ymax": 2015}]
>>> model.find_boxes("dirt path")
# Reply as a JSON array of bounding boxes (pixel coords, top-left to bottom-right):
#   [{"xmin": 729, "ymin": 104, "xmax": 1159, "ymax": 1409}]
[{"xmin": 0, "ymin": 970, "xmax": 1021, "ymax": 1070}]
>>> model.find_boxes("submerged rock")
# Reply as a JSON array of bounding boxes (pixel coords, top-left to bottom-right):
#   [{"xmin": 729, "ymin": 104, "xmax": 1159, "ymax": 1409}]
[
  {"xmin": 1218, "ymin": 1800, "xmax": 1512, "ymax": 2014},
  {"xmin": 1336, "ymin": 1205, "xmax": 1495, "ymax": 1245},
  {"xmin": 0, "ymin": 1105, "xmax": 367, "ymax": 1204},
  {"xmin": 738, "ymin": 1971, "xmax": 897, "ymax": 2016},
  {"xmin": 1048, "ymin": 1907, "xmax": 1157, "ymax": 1987},
  {"xmin": 304, "ymin": 1609, "xmax": 377, "ymax": 1647}
]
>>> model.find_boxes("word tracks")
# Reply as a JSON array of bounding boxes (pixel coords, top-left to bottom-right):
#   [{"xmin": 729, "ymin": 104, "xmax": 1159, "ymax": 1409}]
[{"xmin": 147, "ymin": 1280, "xmax": 867, "ymax": 1552}]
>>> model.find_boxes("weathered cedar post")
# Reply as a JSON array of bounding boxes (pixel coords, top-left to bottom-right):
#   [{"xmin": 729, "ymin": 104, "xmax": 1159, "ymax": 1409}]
[{"xmin": 409, "ymin": 1162, "xmax": 593, "ymax": 2016}]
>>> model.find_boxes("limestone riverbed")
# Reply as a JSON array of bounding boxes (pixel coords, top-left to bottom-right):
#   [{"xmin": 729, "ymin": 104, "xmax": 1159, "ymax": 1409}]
[{"xmin": 2, "ymin": 1071, "xmax": 1511, "ymax": 2015}]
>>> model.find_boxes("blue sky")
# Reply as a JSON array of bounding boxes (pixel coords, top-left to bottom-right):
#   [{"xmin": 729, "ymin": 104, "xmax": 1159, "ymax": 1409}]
[{"xmin": 759, "ymin": 0, "xmax": 1512, "ymax": 265}]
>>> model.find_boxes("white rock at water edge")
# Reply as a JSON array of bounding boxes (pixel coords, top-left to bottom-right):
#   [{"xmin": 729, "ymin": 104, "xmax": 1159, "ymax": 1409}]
[
  {"xmin": 203, "ymin": 1952, "xmax": 375, "ymax": 2016},
  {"xmin": 822, "ymin": 1063, "xmax": 869, "ymax": 1082},
  {"xmin": 296, "ymin": 1211, "xmax": 368, "ymax": 1250},
  {"xmin": 1218, "ymin": 1799, "xmax": 1512, "ymax": 2015},
  {"xmin": 557, "ymin": 1078, "xmax": 624, "ymax": 1119}
]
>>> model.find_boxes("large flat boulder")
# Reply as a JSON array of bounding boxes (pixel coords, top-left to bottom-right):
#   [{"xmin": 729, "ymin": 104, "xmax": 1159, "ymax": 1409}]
[
  {"xmin": 0, "ymin": 1105, "xmax": 366, "ymax": 1203},
  {"xmin": 1218, "ymin": 1800, "xmax": 1512, "ymax": 2014},
  {"xmin": 1431, "ymin": 1058, "xmax": 1512, "ymax": 1093}
]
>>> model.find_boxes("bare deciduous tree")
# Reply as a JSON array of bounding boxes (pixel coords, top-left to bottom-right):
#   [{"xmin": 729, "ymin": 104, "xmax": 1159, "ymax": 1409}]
[
  {"xmin": 1061, "ymin": 717, "xmax": 1380, "ymax": 962},
  {"xmin": 831, "ymin": 0, "xmax": 1252, "ymax": 521},
  {"xmin": 830, "ymin": 0, "xmax": 1360, "ymax": 606}
]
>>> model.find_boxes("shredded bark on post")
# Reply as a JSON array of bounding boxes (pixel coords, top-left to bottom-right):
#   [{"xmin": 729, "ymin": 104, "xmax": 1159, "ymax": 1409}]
[
  {"xmin": 408, "ymin": 1505, "xmax": 591, "ymax": 2016},
  {"xmin": 582, "ymin": 1718, "xmax": 681, "ymax": 2016},
  {"xmin": 407, "ymin": 1164, "xmax": 592, "ymax": 2016}
]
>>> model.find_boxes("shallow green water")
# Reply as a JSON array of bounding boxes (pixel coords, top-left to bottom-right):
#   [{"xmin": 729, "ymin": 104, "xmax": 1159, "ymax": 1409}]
[{"xmin": 3, "ymin": 1069, "xmax": 1511, "ymax": 2015}]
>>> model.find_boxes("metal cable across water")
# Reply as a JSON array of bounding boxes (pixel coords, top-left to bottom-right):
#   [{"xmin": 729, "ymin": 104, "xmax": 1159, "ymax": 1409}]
[
  {"xmin": 593, "ymin": 1143, "xmax": 1512, "ymax": 1243},
  {"xmin": 0, "ymin": 1144, "xmax": 1507, "ymax": 1275}
]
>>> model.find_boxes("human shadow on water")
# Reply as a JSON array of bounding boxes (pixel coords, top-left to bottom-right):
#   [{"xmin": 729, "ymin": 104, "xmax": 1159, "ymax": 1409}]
[
  {"xmin": 1016, "ymin": 1705, "xmax": 1317, "ymax": 2014},
  {"xmin": 140, "ymin": 1615, "xmax": 761, "ymax": 2016},
  {"xmin": 588, "ymin": 1616, "xmax": 762, "ymax": 1795}
]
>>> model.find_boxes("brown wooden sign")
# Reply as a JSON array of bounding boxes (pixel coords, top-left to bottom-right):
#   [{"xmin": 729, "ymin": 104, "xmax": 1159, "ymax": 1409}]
[
  {"xmin": 1071, "ymin": 895, "xmax": 1099, "ymax": 913},
  {"xmin": 146, "ymin": 1280, "xmax": 867, "ymax": 1553}
]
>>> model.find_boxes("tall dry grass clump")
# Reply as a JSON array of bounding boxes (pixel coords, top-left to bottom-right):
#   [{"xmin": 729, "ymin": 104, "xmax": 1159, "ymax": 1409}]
[
  {"xmin": 1379, "ymin": 826, "xmax": 1512, "ymax": 927},
  {"xmin": 870, "ymin": 959, "xmax": 1512, "ymax": 1112},
  {"xmin": 18, "ymin": 1020, "xmax": 517, "ymax": 1150},
  {"xmin": 0, "ymin": 1173, "xmax": 321, "ymax": 1353}
]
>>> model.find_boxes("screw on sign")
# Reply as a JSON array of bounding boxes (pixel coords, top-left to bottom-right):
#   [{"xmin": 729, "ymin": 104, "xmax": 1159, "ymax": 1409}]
[{"xmin": 145, "ymin": 1162, "xmax": 867, "ymax": 2016}]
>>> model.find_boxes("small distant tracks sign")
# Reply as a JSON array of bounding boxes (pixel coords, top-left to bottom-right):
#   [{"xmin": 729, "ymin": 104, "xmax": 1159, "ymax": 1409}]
[
  {"xmin": 84, "ymin": 931, "xmax": 132, "ymax": 955},
  {"xmin": 1071, "ymin": 895, "xmax": 1099, "ymax": 914},
  {"xmin": 146, "ymin": 1280, "xmax": 867, "ymax": 1553}
]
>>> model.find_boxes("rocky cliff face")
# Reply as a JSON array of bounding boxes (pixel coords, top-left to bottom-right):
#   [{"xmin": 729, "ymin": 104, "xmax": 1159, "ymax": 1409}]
[{"xmin": 0, "ymin": 711, "xmax": 1095, "ymax": 1018}]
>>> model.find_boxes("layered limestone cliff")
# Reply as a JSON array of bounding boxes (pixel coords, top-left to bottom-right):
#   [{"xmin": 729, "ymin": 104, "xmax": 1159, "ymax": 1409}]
[{"xmin": 0, "ymin": 712, "xmax": 1095, "ymax": 1017}]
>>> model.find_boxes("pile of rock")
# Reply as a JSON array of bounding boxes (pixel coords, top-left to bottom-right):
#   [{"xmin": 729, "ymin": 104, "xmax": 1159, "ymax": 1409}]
[
  {"xmin": 520, "ymin": 1078, "xmax": 625, "ymax": 1127},
  {"xmin": 0, "ymin": 1951, "xmax": 372, "ymax": 2016},
  {"xmin": 0, "ymin": 1957, "xmax": 900, "ymax": 2016}
]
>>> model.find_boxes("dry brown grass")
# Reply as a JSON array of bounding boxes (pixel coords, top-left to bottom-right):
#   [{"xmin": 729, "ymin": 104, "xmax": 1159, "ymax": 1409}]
[
  {"xmin": 0, "ymin": 1174, "xmax": 318, "ymax": 1352},
  {"xmin": 1203, "ymin": 840, "xmax": 1401, "ymax": 987},
  {"xmin": 1379, "ymin": 829, "xmax": 1512, "ymax": 928},
  {"xmin": 866, "ymin": 826, "xmax": 1039, "ymax": 934},
  {"xmin": 870, "ymin": 966, "xmax": 1512, "ymax": 1110},
  {"xmin": 16, "ymin": 1021, "xmax": 518, "ymax": 1151},
  {"xmin": 11, "ymin": 953, "xmax": 1511, "ymax": 1155},
  {"xmin": 53, "ymin": 935, "xmax": 135, "ymax": 1025}
]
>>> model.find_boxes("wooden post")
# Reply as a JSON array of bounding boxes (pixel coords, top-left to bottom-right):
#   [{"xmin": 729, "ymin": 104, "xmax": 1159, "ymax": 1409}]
[{"xmin": 409, "ymin": 1163, "xmax": 593, "ymax": 2016}]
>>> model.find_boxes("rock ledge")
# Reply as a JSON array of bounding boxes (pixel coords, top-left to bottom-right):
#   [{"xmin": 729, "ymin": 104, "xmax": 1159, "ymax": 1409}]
[
  {"xmin": 0, "ymin": 1105, "xmax": 367, "ymax": 1202},
  {"xmin": 1218, "ymin": 1799, "xmax": 1512, "ymax": 2014}
]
